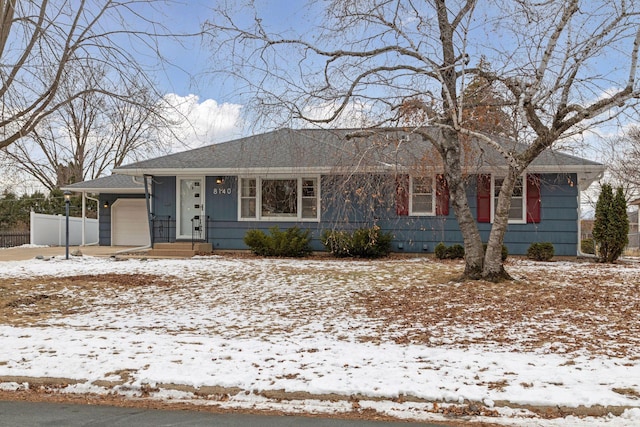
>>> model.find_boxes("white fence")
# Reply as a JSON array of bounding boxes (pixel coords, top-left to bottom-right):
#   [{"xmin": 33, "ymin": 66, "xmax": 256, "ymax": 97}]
[{"xmin": 30, "ymin": 212, "xmax": 98, "ymax": 246}]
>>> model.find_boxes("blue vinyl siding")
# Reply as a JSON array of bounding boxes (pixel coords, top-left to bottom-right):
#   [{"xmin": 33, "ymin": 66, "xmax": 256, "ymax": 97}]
[
  {"xmin": 107, "ymin": 172, "xmax": 580, "ymax": 255},
  {"xmin": 152, "ymin": 176, "xmax": 176, "ymax": 219},
  {"xmin": 205, "ymin": 176, "xmax": 237, "ymax": 221},
  {"xmin": 151, "ymin": 176, "xmax": 176, "ymax": 242},
  {"xmin": 471, "ymin": 174, "xmax": 578, "ymax": 256}
]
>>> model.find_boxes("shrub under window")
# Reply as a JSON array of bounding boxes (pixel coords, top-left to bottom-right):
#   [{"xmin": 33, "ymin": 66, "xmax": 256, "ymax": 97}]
[
  {"xmin": 527, "ymin": 242, "xmax": 554, "ymax": 261},
  {"xmin": 321, "ymin": 226, "xmax": 392, "ymax": 258},
  {"xmin": 435, "ymin": 242, "xmax": 465, "ymax": 260},
  {"xmin": 244, "ymin": 226, "xmax": 312, "ymax": 257}
]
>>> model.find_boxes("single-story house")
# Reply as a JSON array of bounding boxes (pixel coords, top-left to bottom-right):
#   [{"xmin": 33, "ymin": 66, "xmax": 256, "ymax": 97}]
[{"xmin": 64, "ymin": 128, "xmax": 604, "ymax": 256}]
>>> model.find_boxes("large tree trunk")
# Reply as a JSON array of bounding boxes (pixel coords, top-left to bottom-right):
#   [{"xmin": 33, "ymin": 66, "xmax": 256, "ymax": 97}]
[
  {"xmin": 439, "ymin": 129, "xmax": 485, "ymax": 279},
  {"xmin": 482, "ymin": 168, "xmax": 518, "ymax": 281},
  {"xmin": 453, "ymin": 178, "xmax": 485, "ymax": 279}
]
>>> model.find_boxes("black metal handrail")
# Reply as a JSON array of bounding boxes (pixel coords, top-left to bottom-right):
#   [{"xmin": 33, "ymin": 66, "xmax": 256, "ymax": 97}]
[
  {"xmin": 190, "ymin": 215, "xmax": 208, "ymax": 249},
  {"xmin": 152, "ymin": 216, "xmax": 175, "ymax": 243},
  {"xmin": 152, "ymin": 216, "xmax": 218, "ymax": 248},
  {"xmin": 205, "ymin": 217, "xmax": 215, "ymax": 244}
]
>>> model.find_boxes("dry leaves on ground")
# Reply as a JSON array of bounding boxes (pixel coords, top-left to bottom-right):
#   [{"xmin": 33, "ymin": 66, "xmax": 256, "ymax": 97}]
[{"xmin": 1, "ymin": 257, "xmax": 639, "ymax": 360}]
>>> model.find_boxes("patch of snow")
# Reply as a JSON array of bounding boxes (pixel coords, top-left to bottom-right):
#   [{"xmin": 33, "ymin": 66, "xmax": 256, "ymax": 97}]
[{"xmin": 0, "ymin": 255, "xmax": 638, "ymax": 425}]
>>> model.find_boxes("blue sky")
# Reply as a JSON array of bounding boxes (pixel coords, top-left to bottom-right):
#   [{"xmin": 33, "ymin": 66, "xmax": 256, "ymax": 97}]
[
  {"xmin": 141, "ymin": 1, "xmax": 327, "ymax": 145},
  {"xmin": 153, "ymin": 0, "xmax": 313, "ymax": 101}
]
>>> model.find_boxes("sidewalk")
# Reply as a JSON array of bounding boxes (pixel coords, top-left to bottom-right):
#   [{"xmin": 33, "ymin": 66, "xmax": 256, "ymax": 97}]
[{"xmin": 0, "ymin": 245, "xmax": 140, "ymax": 262}]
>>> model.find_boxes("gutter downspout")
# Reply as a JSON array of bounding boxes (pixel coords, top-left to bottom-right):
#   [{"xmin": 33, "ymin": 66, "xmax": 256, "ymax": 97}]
[
  {"xmin": 115, "ymin": 174, "xmax": 153, "ymax": 255},
  {"xmin": 144, "ymin": 174, "xmax": 153, "ymax": 247}
]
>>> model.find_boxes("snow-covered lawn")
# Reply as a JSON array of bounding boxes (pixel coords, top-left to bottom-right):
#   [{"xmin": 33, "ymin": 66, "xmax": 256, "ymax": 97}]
[{"xmin": 0, "ymin": 253, "xmax": 639, "ymax": 426}]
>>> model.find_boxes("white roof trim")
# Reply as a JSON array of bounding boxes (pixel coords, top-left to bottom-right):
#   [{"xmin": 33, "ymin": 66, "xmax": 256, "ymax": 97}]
[{"xmin": 61, "ymin": 187, "xmax": 145, "ymax": 194}]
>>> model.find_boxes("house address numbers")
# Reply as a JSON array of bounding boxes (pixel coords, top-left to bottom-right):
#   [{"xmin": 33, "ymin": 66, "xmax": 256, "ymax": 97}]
[{"xmin": 212, "ymin": 187, "xmax": 232, "ymax": 195}]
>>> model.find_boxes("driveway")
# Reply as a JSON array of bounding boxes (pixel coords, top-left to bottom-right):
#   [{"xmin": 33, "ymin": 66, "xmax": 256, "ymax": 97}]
[{"xmin": 0, "ymin": 245, "xmax": 140, "ymax": 262}]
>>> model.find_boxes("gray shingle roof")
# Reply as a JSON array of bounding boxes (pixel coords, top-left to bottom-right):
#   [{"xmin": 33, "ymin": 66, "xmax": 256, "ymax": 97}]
[
  {"xmin": 62, "ymin": 174, "xmax": 144, "ymax": 193},
  {"xmin": 113, "ymin": 128, "xmax": 603, "ymax": 175},
  {"xmin": 115, "ymin": 128, "xmax": 371, "ymax": 171}
]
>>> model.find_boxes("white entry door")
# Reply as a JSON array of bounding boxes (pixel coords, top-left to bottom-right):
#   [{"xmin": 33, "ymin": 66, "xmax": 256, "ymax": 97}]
[{"xmin": 178, "ymin": 178, "xmax": 204, "ymax": 239}]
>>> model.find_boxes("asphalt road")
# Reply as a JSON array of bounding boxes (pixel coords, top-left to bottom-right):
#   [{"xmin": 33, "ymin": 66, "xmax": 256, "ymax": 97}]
[{"xmin": 0, "ymin": 400, "xmax": 450, "ymax": 427}]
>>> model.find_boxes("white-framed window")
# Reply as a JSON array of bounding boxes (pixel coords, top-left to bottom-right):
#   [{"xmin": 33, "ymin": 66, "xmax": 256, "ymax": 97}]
[
  {"xmin": 301, "ymin": 178, "xmax": 318, "ymax": 219},
  {"xmin": 240, "ymin": 178, "xmax": 257, "ymax": 218},
  {"xmin": 493, "ymin": 175, "xmax": 526, "ymax": 223},
  {"xmin": 239, "ymin": 176, "xmax": 320, "ymax": 221},
  {"xmin": 409, "ymin": 176, "xmax": 435, "ymax": 216}
]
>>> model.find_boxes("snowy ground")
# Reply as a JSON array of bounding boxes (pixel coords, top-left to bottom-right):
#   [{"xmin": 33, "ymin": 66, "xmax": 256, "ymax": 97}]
[{"xmin": 0, "ymin": 252, "xmax": 639, "ymax": 426}]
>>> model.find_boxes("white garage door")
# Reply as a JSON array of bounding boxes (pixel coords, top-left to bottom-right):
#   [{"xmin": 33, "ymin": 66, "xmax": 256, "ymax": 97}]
[{"xmin": 111, "ymin": 199, "xmax": 150, "ymax": 246}]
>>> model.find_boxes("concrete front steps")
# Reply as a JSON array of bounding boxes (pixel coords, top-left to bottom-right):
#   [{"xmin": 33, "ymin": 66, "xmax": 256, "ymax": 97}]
[{"xmin": 147, "ymin": 242, "xmax": 213, "ymax": 258}]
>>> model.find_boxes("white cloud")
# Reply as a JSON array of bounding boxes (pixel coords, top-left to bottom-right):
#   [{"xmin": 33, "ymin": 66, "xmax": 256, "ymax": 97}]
[{"xmin": 162, "ymin": 94, "xmax": 244, "ymax": 150}]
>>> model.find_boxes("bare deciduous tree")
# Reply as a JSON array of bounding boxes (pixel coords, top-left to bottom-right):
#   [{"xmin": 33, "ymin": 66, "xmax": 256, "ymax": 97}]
[
  {"xmin": 205, "ymin": 0, "xmax": 640, "ymax": 280},
  {"xmin": 603, "ymin": 126, "xmax": 640, "ymax": 197},
  {"xmin": 1, "ymin": 72, "xmax": 174, "ymax": 190},
  {"xmin": 0, "ymin": 0, "xmax": 181, "ymax": 151}
]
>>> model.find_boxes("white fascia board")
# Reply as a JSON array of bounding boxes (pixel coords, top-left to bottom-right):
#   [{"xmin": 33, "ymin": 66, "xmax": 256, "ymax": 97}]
[
  {"xmin": 112, "ymin": 163, "xmax": 605, "ymax": 181},
  {"xmin": 472, "ymin": 164, "xmax": 604, "ymax": 174},
  {"xmin": 469, "ymin": 164, "xmax": 604, "ymax": 177},
  {"xmin": 61, "ymin": 187, "xmax": 144, "ymax": 194},
  {"xmin": 526, "ymin": 165, "xmax": 605, "ymax": 189}
]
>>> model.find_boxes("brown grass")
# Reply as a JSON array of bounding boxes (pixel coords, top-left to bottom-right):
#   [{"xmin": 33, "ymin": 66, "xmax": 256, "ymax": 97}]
[
  {"xmin": 0, "ymin": 274, "xmax": 175, "ymax": 326},
  {"xmin": 1, "ymin": 259, "xmax": 639, "ymax": 359}
]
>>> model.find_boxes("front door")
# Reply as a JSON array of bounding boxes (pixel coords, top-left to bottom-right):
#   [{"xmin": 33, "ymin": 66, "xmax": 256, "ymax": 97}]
[{"xmin": 178, "ymin": 177, "xmax": 204, "ymax": 239}]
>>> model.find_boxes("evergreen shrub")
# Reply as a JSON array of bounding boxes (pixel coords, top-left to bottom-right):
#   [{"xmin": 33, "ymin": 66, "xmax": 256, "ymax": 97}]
[
  {"xmin": 592, "ymin": 184, "xmax": 629, "ymax": 263},
  {"xmin": 581, "ymin": 239, "xmax": 595, "ymax": 255},
  {"xmin": 244, "ymin": 226, "xmax": 312, "ymax": 257},
  {"xmin": 527, "ymin": 242, "xmax": 555, "ymax": 261},
  {"xmin": 321, "ymin": 226, "xmax": 392, "ymax": 258},
  {"xmin": 434, "ymin": 242, "xmax": 466, "ymax": 259}
]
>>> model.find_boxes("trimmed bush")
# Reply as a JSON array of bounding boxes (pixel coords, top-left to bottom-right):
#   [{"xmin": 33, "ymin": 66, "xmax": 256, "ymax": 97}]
[
  {"xmin": 244, "ymin": 229, "xmax": 270, "ymax": 256},
  {"xmin": 244, "ymin": 226, "xmax": 312, "ymax": 257},
  {"xmin": 581, "ymin": 239, "xmax": 595, "ymax": 255},
  {"xmin": 320, "ymin": 230, "xmax": 352, "ymax": 257},
  {"xmin": 447, "ymin": 244, "xmax": 465, "ymax": 259},
  {"xmin": 435, "ymin": 242, "xmax": 465, "ymax": 260},
  {"xmin": 321, "ymin": 226, "xmax": 392, "ymax": 258},
  {"xmin": 351, "ymin": 227, "xmax": 393, "ymax": 258},
  {"xmin": 527, "ymin": 242, "xmax": 555, "ymax": 261}
]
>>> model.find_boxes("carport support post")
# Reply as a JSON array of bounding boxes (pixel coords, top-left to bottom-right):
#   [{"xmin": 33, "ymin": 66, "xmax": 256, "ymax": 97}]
[
  {"xmin": 64, "ymin": 190, "xmax": 71, "ymax": 260},
  {"xmin": 144, "ymin": 175, "xmax": 153, "ymax": 247}
]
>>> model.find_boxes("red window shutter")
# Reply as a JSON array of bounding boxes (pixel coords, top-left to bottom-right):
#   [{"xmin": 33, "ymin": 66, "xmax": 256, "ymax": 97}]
[
  {"xmin": 396, "ymin": 175, "xmax": 409, "ymax": 216},
  {"xmin": 436, "ymin": 174, "xmax": 450, "ymax": 216},
  {"xmin": 477, "ymin": 174, "xmax": 491, "ymax": 223},
  {"xmin": 526, "ymin": 174, "xmax": 541, "ymax": 223}
]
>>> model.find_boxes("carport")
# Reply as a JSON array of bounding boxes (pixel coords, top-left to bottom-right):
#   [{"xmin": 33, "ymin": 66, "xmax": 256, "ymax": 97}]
[{"xmin": 62, "ymin": 175, "xmax": 149, "ymax": 247}]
